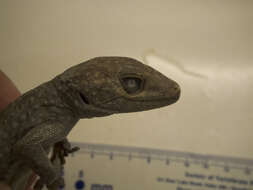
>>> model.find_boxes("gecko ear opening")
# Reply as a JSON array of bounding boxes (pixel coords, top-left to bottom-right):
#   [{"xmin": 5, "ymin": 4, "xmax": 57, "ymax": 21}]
[{"xmin": 79, "ymin": 92, "xmax": 90, "ymax": 105}]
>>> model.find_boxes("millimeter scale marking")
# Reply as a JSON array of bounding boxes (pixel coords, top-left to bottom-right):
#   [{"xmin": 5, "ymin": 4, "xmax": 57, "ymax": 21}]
[{"xmin": 71, "ymin": 142, "xmax": 253, "ymax": 174}]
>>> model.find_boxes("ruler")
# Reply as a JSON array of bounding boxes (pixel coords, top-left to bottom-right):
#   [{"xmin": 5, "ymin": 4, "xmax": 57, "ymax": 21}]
[{"xmin": 60, "ymin": 142, "xmax": 253, "ymax": 190}]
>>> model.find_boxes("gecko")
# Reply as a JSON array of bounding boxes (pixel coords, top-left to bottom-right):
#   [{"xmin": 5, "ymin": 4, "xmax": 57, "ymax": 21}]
[{"xmin": 0, "ymin": 57, "xmax": 180, "ymax": 190}]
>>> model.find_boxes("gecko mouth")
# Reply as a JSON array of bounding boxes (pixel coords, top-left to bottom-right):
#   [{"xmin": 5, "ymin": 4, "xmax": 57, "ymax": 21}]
[{"xmin": 94, "ymin": 95, "xmax": 179, "ymax": 114}]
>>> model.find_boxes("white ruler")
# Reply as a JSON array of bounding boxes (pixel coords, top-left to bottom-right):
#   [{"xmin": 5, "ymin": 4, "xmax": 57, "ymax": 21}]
[{"xmin": 60, "ymin": 142, "xmax": 253, "ymax": 190}]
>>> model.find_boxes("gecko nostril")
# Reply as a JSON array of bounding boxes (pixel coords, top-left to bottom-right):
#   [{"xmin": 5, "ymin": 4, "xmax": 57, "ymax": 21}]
[
  {"xmin": 173, "ymin": 84, "xmax": 181, "ymax": 100},
  {"xmin": 173, "ymin": 85, "xmax": 180, "ymax": 92}
]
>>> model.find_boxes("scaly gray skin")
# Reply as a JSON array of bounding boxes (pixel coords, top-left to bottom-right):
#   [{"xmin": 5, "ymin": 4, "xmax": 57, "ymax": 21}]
[{"xmin": 0, "ymin": 57, "xmax": 180, "ymax": 190}]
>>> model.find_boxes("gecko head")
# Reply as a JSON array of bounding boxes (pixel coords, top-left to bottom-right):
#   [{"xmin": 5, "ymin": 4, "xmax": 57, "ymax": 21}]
[{"xmin": 57, "ymin": 57, "xmax": 180, "ymax": 118}]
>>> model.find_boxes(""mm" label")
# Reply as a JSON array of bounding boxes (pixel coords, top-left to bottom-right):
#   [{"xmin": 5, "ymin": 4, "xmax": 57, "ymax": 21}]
[{"xmin": 91, "ymin": 184, "xmax": 113, "ymax": 190}]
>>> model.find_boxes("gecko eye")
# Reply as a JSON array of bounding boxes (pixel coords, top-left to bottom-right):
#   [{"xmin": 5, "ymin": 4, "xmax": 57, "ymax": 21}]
[{"xmin": 120, "ymin": 77, "xmax": 144, "ymax": 94}]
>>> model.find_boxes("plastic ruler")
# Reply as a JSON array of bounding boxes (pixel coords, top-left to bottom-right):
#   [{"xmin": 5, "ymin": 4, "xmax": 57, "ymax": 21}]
[{"xmin": 58, "ymin": 142, "xmax": 253, "ymax": 190}]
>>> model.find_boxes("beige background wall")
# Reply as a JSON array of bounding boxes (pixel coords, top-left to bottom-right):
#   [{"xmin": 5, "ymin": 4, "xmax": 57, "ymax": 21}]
[{"xmin": 0, "ymin": 0, "xmax": 252, "ymax": 158}]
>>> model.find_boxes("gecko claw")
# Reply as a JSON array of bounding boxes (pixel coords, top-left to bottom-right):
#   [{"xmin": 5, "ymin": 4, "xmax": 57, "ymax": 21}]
[{"xmin": 68, "ymin": 146, "xmax": 80, "ymax": 153}]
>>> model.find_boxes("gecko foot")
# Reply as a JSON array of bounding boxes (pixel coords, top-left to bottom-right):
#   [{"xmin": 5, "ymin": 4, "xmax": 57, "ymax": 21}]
[
  {"xmin": 33, "ymin": 179, "xmax": 44, "ymax": 190},
  {"xmin": 47, "ymin": 177, "xmax": 65, "ymax": 190},
  {"xmin": 34, "ymin": 177, "xmax": 64, "ymax": 190},
  {"xmin": 51, "ymin": 140, "xmax": 80, "ymax": 165}
]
